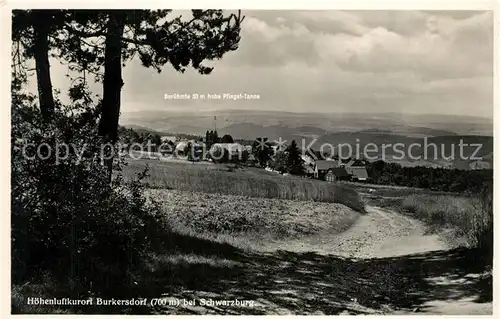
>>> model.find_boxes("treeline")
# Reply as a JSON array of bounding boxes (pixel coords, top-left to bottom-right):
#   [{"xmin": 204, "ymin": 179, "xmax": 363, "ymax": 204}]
[{"xmin": 366, "ymin": 160, "xmax": 493, "ymax": 193}]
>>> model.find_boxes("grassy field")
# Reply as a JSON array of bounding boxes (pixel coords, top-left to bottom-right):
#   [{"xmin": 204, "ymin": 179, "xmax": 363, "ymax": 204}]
[
  {"xmin": 122, "ymin": 158, "xmax": 365, "ymax": 212},
  {"xmin": 146, "ymin": 189, "xmax": 360, "ymax": 246},
  {"xmin": 354, "ymin": 182, "xmax": 493, "ymax": 266},
  {"xmin": 14, "ymin": 157, "xmax": 492, "ymax": 314},
  {"xmin": 400, "ymin": 193, "xmax": 493, "ymax": 259}
]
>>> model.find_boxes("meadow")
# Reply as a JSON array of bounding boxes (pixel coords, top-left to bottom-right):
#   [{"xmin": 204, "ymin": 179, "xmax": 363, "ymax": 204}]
[
  {"xmin": 122, "ymin": 158, "xmax": 365, "ymax": 212},
  {"xmin": 400, "ymin": 193, "xmax": 493, "ymax": 263},
  {"xmin": 146, "ymin": 189, "xmax": 361, "ymax": 250},
  {"xmin": 357, "ymin": 182, "xmax": 493, "ymax": 266}
]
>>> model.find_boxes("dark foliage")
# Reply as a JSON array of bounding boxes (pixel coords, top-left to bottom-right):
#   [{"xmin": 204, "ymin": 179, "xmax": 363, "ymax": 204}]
[
  {"xmin": 366, "ymin": 160, "xmax": 493, "ymax": 193},
  {"xmin": 286, "ymin": 140, "xmax": 305, "ymax": 175},
  {"xmin": 221, "ymin": 134, "xmax": 234, "ymax": 143},
  {"xmin": 252, "ymin": 137, "xmax": 274, "ymax": 167},
  {"xmin": 11, "ymin": 83, "xmax": 167, "ymax": 299}
]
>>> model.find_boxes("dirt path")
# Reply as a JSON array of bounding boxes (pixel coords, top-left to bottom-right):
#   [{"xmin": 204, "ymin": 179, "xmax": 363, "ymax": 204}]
[
  {"xmin": 260, "ymin": 205, "xmax": 491, "ymax": 315},
  {"xmin": 151, "ymin": 205, "xmax": 492, "ymax": 315},
  {"xmin": 263, "ymin": 205, "xmax": 445, "ymax": 258}
]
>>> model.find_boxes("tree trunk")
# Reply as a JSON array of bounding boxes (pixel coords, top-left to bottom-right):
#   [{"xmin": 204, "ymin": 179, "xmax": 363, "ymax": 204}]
[
  {"xmin": 32, "ymin": 10, "xmax": 55, "ymax": 120},
  {"xmin": 98, "ymin": 12, "xmax": 126, "ymax": 181}
]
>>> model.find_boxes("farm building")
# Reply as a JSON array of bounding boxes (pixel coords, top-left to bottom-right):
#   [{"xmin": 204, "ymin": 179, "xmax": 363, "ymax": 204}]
[
  {"xmin": 469, "ymin": 160, "xmax": 492, "ymax": 170},
  {"xmin": 324, "ymin": 168, "xmax": 350, "ymax": 182},
  {"xmin": 314, "ymin": 160, "xmax": 339, "ymax": 179},
  {"xmin": 343, "ymin": 158, "xmax": 369, "ymax": 167},
  {"xmin": 344, "ymin": 159, "xmax": 369, "ymax": 181},
  {"xmin": 345, "ymin": 166, "xmax": 369, "ymax": 181},
  {"xmin": 161, "ymin": 135, "xmax": 178, "ymax": 144},
  {"xmin": 174, "ymin": 141, "xmax": 189, "ymax": 156},
  {"xmin": 174, "ymin": 140, "xmax": 205, "ymax": 158},
  {"xmin": 303, "ymin": 164, "xmax": 315, "ymax": 177},
  {"xmin": 209, "ymin": 143, "xmax": 247, "ymax": 162}
]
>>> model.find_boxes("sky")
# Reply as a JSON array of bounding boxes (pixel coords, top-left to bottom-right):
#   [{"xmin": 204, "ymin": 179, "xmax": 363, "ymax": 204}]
[{"xmin": 36, "ymin": 10, "xmax": 493, "ymax": 118}]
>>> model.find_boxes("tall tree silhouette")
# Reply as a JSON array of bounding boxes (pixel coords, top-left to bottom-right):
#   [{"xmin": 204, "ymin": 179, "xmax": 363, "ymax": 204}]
[
  {"xmin": 13, "ymin": 9, "xmax": 244, "ymax": 177},
  {"xmin": 286, "ymin": 140, "xmax": 305, "ymax": 175},
  {"xmin": 252, "ymin": 137, "xmax": 273, "ymax": 167}
]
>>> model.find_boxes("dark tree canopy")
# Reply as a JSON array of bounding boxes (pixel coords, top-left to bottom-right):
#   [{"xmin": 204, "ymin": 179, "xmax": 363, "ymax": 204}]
[
  {"xmin": 286, "ymin": 140, "xmax": 305, "ymax": 175},
  {"xmin": 12, "ymin": 9, "xmax": 244, "ymax": 139},
  {"xmin": 252, "ymin": 137, "xmax": 273, "ymax": 167},
  {"xmin": 221, "ymin": 134, "xmax": 234, "ymax": 143},
  {"xmin": 12, "ymin": 9, "xmax": 244, "ymax": 176}
]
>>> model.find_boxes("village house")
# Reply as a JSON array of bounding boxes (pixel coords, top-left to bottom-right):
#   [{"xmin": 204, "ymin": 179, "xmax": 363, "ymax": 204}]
[
  {"xmin": 346, "ymin": 166, "xmax": 369, "ymax": 181},
  {"xmin": 344, "ymin": 159, "xmax": 369, "ymax": 182},
  {"xmin": 469, "ymin": 152, "xmax": 493, "ymax": 170},
  {"xmin": 314, "ymin": 158, "xmax": 369, "ymax": 182},
  {"xmin": 160, "ymin": 135, "xmax": 178, "ymax": 144},
  {"xmin": 174, "ymin": 140, "xmax": 189, "ymax": 156},
  {"xmin": 324, "ymin": 167, "xmax": 351, "ymax": 182},
  {"xmin": 469, "ymin": 160, "xmax": 492, "ymax": 170},
  {"xmin": 209, "ymin": 143, "xmax": 247, "ymax": 162},
  {"xmin": 314, "ymin": 160, "xmax": 339, "ymax": 180}
]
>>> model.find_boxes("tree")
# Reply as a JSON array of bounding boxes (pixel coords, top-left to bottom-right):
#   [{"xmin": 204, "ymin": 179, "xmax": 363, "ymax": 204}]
[
  {"xmin": 12, "ymin": 10, "xmax": 107, "ymax": 120},
  {"xmin": 186, "ymin": 141, "xmax": 194, "ymax": 161},
  {"xmin": 252, "ymin": 137, "xmax": 273, "ymax": 167},
  {"xmin": 221, "ymin": 134, "xmax": 234, "ymax": 143},
  {"xmin": 286, "ymin": 140, "xmax": 305, "ymax": 175},
  {"xmin": 270, "ymin": 151, "xmax": 288, "ymax": 173},
  {"xmin": 152, "ymin": 134, "xmax": 162, "ymax": 151},
  {"xmin": 205, "ymin": 130, "xmax": 211, "ymax": 147},
  {"xmin": 12, "ymin": 9, "xmax": 245, "ymax": 177}
]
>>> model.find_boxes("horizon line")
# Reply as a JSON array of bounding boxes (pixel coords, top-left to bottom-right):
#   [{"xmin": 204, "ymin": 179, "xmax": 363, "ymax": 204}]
[{"xmin": 121, "ymin": 108, "xmax": 493, "ymax": 120}]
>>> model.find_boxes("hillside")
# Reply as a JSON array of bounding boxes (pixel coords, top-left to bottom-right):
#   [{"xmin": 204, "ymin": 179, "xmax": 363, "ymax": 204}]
[
  {"xmin": 120, "ymin": 109, "xmax": 493, "ymax": 137},
  {"xmin": 120, "ymin": 109, "xmax": 493, "ymax": 169}
]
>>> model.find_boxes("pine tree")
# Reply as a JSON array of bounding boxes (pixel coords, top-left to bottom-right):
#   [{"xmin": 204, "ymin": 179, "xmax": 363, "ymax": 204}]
[
  {"xmin": 286, "ymin": 140, "xmax": 305, "ymax": 175},
  {"xmin": 252, "ymin": 137, "xmax": 273, "ymax": 167}
]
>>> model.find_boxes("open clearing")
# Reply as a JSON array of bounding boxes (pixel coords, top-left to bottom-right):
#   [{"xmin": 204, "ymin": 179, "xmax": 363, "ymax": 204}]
[
  {"xmin": 137, "ymin": 189, "xmax": 491, "ymax": 315},
  {"xmin": 136, "ymin": 201, "xmax": 492, "ymax": 315},
  {"xmin": 109, "ymin": 159, "xmax": 493, "ymax": 315}
]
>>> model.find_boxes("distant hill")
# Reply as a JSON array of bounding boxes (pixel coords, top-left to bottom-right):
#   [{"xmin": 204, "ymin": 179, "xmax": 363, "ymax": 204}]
[
  {"xmin": 119, "ymin": 109, "xmax": 492, "ymax": 168},
  {"xmin": 123, "ymin": 124, "xmax": 167, "ymax": 136},
  {"xmin": 120, "ymin": 109, "xmax": 492, "ymax": 137}
]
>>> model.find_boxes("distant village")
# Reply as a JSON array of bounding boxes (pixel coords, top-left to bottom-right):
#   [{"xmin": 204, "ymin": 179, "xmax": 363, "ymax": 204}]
[
  {"xmin": 119, "ymin": 126, "xmax": 493, "ymax": 192},
  {"xmin": 120, "ymin": 127, "xmax": 371, "ymax": 183}
]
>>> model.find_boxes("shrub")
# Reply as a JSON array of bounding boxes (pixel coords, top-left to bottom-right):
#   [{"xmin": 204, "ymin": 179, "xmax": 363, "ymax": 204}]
[
  {"xmin": 400, "ymin": 184, "xmax": 493, "ymax": 267},
  {"xmin": 11, "ymin": 91, "xmax": 166, "ymax": 304}
]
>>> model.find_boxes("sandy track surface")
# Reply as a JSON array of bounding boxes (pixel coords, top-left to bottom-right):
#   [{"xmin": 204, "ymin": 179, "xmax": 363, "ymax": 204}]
[
  {"xmin": 262, "ymin": 205, "xmax": 492, "ymax": 315},
  {"xmin": 151, "ymin": 205, "xmax": 492, "ymax": 315},
  {"xmin": 262, "ymin": 205, "xmax": 445, "ymax": 259}
]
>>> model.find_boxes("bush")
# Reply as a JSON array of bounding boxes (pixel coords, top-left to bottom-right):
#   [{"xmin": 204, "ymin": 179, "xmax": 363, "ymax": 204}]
[
  {"xmin": 11, "ymin": 91, "xmax": 166, "ymax": 303},
  {"xmin": 366, "ymin": 160, "xmax": 493, "ymax": 193},
  {"xmin": 399, "ymin": 184, "xmax": 492, "ymax": 267},
  {"xmin": 471, "ymin": 184, "xmax": 493, "ymax": 266}
]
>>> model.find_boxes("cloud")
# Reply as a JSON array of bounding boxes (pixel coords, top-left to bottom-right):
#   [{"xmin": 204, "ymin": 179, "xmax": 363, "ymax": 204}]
[
  {"xmin": 230, "ymin": 10, "xmax": 492, "ymax": 80},
  {"xmin": 34, "ymin": 10, "xmax": 492, "ymax": 118}
]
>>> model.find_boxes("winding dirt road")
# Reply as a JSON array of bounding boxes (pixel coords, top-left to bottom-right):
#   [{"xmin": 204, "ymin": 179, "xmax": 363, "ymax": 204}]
[
  {"xmin": 263, "ymin": 205, "xmax": 446, "ymax": 258},
  {"xmin": 258, "ymin": 205, "xmax": 492, "ymax": 315},
  {"xmin": 153, "ymin": 205, "xmax": 492, "ymax": 315}
]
